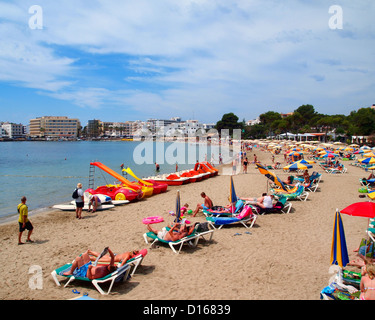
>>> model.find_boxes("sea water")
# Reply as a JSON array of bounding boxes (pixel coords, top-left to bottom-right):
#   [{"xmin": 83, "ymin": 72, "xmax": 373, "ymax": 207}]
[{"xmin": 0, "ymin": 140, "xmax": 226, "ymax": 222}]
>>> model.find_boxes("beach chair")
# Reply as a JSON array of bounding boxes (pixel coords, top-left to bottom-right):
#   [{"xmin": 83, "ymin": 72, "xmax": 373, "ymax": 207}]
[
  {"xmin": 273, "ymin": 185, "xmax": 309, "ymax": 201},
  {"xmin": 252, "ymin": 195, "xmax": 292, "ymax": 215},
  {"xmin": 326, "ymin": 166, "xmax": 346, "ymax": 174},
  {"xmin": 309, "ymin": 172, "xmax": 322, "ymax": 183},
  {"xmin": 143, "ymin": 224, "xmax": 214, "ymax": 254},
  {"xmin": 304, "ymin": 179, "xmax": 319, "ymax": 192},
  {"xmin": 367, "ymin": 228, "xmax": 375, "ymax": 242},
  {"xmin": 51, "ymin": 259, "xmax": 131, "ymax": 295},
  {"xmin": 125, "ymin": 250, "xmax": 148, "ymax": 277},
  {"xmin": 203, "ymin": 199, "xmax": 244, "ymax": 217},
  {"xmin": 206, "ymin": 205, "xmax": 257, "ymax": 229},
  {"xmin": 275, "ymin": 195, "xmax": 292, "ymax": 214}
]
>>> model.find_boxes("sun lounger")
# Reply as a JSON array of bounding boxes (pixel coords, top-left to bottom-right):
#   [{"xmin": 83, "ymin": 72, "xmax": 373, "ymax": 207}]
[
  {"xmin": 143, "ymin": 224, "xmax": 214, "ymax": 254},
  {"xmin": 325, "ymin": 166, "xmax": 347, "ymax": 174},
  {"xmin": 51, "ymin": 260, "xmax": 131, "ymax": 295},
  {"xmin": 203, "ymin": 199, "xmax": 244, "ymax": 217},
  {"xmin": 272, "ymin": 185, "xmax": 309, "ymax": 201},
  {"xmin": 205, "ymin": 205, "xmax": 257, "ymax": 229},
  {"xmin": 367, "ymin": 228, "xmax": 375, "ymax": 242}
]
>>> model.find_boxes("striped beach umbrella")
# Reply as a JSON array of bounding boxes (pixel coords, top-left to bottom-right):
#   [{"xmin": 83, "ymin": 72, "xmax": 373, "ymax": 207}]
[
  {"xmin": 363, "ymin": 152, "xmax": 375, "ymax": 158},
  {"xmin": 283, "ymin": 162, "xmax": 311, "ymax": 171},
  {"xmin": 320, "ymin": 152, "xmax": 339, "ymax": 158},
  {"xmin": 295, "ymin": 159, "xmax": 315, "ymax": 165},
  {"xmin": 256, "ymin": 163, "xmax": 288, "ymax": 191},
  {"xmin": 229, "ymin": 176, "xmax": 238, "ymax": 204},
  {"xmin": 358, "ymin": 157, "xmax": 375, "ymax": 164},
  {"xmin": 229, "ymin": 176, "xmax": 238, "ymax": 213},
  {"xmin": 175, "ymin": 190, "xmax": 181, "ymax": 223},
  {"xmin": 330, "ymin": 210, "xmax": 349, "ymax": 268}
]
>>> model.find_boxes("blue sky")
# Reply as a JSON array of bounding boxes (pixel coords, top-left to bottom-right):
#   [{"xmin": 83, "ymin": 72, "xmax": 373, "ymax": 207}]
[{"xmin": 0, "ymin": 0, "xmax": 374, "ymax": 127}]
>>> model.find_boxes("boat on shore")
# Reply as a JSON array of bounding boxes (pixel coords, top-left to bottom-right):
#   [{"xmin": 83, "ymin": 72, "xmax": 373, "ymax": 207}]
[{"xmin": 147, "ymin": 162, "xmax": 218, "ymax": 185}]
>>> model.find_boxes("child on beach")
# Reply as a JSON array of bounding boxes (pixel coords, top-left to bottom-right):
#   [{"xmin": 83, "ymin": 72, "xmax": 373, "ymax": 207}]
[{"xmin": 181, "ymin": 203, "xmax": 189, "ymax": 216}]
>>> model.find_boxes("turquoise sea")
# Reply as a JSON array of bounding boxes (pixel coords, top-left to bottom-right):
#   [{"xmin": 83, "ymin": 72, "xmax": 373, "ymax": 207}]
[{"xmin": 0, "ymin": 140, "xmax": 225, "ymax": 222}]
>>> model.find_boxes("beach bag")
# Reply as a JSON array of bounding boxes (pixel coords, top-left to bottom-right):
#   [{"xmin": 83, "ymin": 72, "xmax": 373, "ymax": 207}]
[
  {"xmin": 195, "ymin": 222, "xmax": 209, "ymax": 232},
  {"xmin": 72, "ymin": 188, "xmax": 79, "ymax": 199}
]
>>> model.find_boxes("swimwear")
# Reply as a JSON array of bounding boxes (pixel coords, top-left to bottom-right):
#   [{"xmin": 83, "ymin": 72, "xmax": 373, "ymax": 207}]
[
  {"xmin": 73, "ymin": 261, "xmax": 91, "ymax": 278},
  {"xmin": 157, "ymin": 228, "xmax": 168, "ymax": 240}
]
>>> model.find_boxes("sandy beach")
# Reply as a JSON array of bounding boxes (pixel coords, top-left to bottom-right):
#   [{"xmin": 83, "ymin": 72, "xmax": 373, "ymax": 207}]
[{"xmin": 0, "ymin": 147, "xmax": 370, "ymax": 300}]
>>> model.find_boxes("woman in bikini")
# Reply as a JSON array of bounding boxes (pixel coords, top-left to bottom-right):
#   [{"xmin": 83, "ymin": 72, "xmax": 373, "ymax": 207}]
[{"xmin": 360, "ymin": 263, "xmax": 375, "ymax": 300}]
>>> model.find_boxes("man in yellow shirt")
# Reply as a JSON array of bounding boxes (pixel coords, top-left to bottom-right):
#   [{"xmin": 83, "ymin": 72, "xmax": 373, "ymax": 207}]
[{"xmin": 18, "ymin": 196, "xmax": 34, "ymax": 245}]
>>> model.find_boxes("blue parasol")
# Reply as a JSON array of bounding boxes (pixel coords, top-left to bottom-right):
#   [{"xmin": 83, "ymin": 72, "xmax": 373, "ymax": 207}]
[
  {"xmin": 175, "ymin": 190, "xmax": 181, "ymax": 223},
  {"xmin": 330, "ymin": 210, "xmax": 349, "ymax": 268},
  {"xmin": 230, "ymin": 176, "xmax": 238, "ymax": 204},
  {"xmin": 229, "ymin": 176, "xmax": 238, "ymax": 213}
]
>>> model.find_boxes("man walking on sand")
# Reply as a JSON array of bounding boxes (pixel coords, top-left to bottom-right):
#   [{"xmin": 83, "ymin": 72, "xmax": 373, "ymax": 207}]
[{"xmin": 18, "ymin": 196, "xmax": 34, "ymax": 245}]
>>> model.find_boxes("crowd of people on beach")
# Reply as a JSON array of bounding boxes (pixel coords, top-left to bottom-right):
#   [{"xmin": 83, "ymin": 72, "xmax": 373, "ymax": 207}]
[{"xmin": 15, "ymin": 140, "xmax": 375, "ymax": 300}]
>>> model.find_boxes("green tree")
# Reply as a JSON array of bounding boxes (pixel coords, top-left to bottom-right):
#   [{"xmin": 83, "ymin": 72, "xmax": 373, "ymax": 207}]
[
  {"xmin": 348, "ymin": 108, "xmax": 375, "ymax": 136},
  {"xmin": 215, "ymin": 113, "xmax": 243, "ymax": 137}
]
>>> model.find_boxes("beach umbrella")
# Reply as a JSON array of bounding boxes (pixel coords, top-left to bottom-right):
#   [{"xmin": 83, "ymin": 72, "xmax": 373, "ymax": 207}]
[
  {"xmin": 229, "ymin": 176, "xmax": 238, "ymax": 213},
  {"xmin": 363, "ymin": 152, "xmax": 375, "ymax": 158},
  {"xmin": 330, "ymin": 210, "xmax": 349, "ymax": 268},
  {"xmin": 354, "ymin": 149, "xmax": 365, "ymax": 154},
  {"xmin": 283, "ymin": 162, "xmax": 311, "ymax": 171},
  {"xmin": 296, "ymin": 159, "xmax": 315, "ymax": 165},
  {"xmin": 288, "ymin": 151, "xmax": 303, "ymax": 157},
  {"xmin": 256, "ymin": 163, "xmax": 288, "ymax": 191},
  {"xmin": 358, "ymin": 157, "xmax": 375, "ymax": 165},
  {"xmin": 229, "ymin": 176, "xmax": 238, "ymax": 204},
  {"xmin": 340, "ymin": 202, "xmax": 375, "ymax": 258},
  {"xmin": 340, "ymin": 202, "xmax": 375, "ymax": 219},
  {"xmin": 320, "ymin": 153, "xmax": 338, "ymax": 158},
  {"xmin": 175, "ymin": 190, "xmax": 181, "ymax": 223}
]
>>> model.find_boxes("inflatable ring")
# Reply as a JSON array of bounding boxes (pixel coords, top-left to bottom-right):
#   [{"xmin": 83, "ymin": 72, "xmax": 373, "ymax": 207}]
[{"xmin": 142, "ymin": 216, "xmax": 164, "ymax": 224}]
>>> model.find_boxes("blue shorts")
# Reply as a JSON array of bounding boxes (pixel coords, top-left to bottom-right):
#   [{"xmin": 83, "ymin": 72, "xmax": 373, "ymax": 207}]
[
  {"xmin": 73, "ymin": 261, "xmax": 91, "ymax": 278},
  {"xmin": 201, "ymin": 204, "xmax": 209, "ymax": 210}
]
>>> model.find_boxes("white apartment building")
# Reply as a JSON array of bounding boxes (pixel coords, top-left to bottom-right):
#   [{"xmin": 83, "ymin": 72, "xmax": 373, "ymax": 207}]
[{"xmin": 1, "ymin": 122, "xmax": 25, "ymax": 139}]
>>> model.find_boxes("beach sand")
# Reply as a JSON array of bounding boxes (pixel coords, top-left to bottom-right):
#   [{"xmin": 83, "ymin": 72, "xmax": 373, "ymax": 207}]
[{"xmin": 0, "ymin": 148, "xmax": 370, "ymax": 300}]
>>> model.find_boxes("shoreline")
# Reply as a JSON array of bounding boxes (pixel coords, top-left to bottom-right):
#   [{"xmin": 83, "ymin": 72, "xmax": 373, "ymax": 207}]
[
  {"xmin": 0, "ymin": 146, "xmax": 371, "ymax": 300},
  {"xmin": 0, "ymin": 161, "xmax": 230, "ymax": 227}
]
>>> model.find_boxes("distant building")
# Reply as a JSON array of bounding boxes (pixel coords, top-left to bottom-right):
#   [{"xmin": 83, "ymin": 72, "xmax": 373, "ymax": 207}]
[
  {"xmin": 29, "ymin": 116, "xmax": 80, "ymax": 139},
  {"xmin": 280, "ymin": 112, "xmax": 294, "ymax": 118},
  {"xmin": 1, "ymin": 122, "xmax": 25, "ymax": 139},
  {"xmin": 246, "ymin": 118, "xmax": 260, "ymax": 126}
]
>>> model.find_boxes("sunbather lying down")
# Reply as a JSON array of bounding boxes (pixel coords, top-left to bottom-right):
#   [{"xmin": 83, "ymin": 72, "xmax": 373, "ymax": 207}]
[
  {"xmin": 86, "ymin": 248, "xmax": 148, "ymax": 264},
  {"xmin": 147, "ymin": 223, "xmax": 195, "ymax": 242},
  {"xmin": 63, "ymin": 247, "xmax": 122, "ymax": 280},
  {"xmin": 62, "ymin": 247, "xmax": 147, "ymax": 280}
]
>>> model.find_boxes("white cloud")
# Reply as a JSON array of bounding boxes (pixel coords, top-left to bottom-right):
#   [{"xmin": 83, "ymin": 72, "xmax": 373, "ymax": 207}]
[{"xmin": 0, "ymin": 0, "xmax": 374, "ymax": 123}]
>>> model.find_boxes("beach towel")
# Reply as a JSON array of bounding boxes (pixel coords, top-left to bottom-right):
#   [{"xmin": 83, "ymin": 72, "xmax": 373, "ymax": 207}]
[{"xmin": 209, "ymin": 217, "xmax": 241, "ymax": 225}]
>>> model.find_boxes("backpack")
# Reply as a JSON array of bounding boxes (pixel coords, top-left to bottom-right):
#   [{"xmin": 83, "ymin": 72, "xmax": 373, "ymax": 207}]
[{"xmin": 72, "ymin": 188, "xmax": 79, "ymax": 199}]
